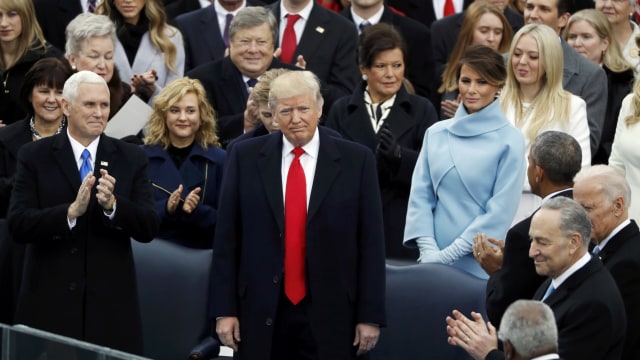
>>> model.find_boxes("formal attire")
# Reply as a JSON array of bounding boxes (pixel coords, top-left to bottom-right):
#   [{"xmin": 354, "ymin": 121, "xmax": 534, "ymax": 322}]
[
  {"xmin": 609, "ymin": 94, "xmax": 640, "ymax": 222},
  {"xmin": 33, "ymin": 0, "xmax": 83, "ymax": 51},
  {"xmin": 593, "ymin": 220, "xmax": 640, "ymax": 359},
  {"xmin": 504, "ymin": 94, "xmax": 590, "ymax": 224},
  {"xmin": 8, "ymin": 132, "xmax": 159, "ymax": 354},
  {"xmin": 212, "ymin": 127, "xmax": 386, "ymax": 359},
  {"xmin": 533, "ymin": 256, "xmax": 626, "ymax": 360},
  {"xmin": 485, "ymin": 189, "xmax": 572, "ymax": 328},
  {"xmin": 404, "ymin": 100, "xmax": 525, "ymax": 278},
  {"xmin": 175, "ymin": 0, "xmax": 264, "ymax": 71},
  {"xmin": 165, "ymin": 0, "xmax": 204, "ymax": 23},
  {"xmin": 186, "ymin": 56, "xmax": 298, "ymax": 147},
  {"xmin": 142, "ymin": 143, "xmax": 225, "ymax": 248},
  {"xmin": 385, "ymin": 0, "xmax": 473, "ymax": 28},
  {"xmin": 325, "ymin": 83, "xmax": 438, "ymax": 260},
  {"xmin": 339, "ymin": 5, "xmax": 435, "ymax": 100},
  {"xmin": 561, "ymin": 40, "xmax": 608, "ymax": 156},
  {"xmin": 591, "ymin": 66, "xmax": 634, "ymax": 165},
  {"xmin": 113, "ymin": 26, "xmax": 185, "ymax": 99},
  {"xmin": 269, "ymin": 1, "xmax": 360, "ymax": 114},
  {"xmin": 0, "ymin": 44, "xmax": 62, "ymax": 125}
]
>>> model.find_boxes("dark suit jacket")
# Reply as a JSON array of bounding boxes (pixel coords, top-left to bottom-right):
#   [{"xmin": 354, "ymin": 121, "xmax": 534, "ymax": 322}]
[
  {"xmin": 270, "ymin": 1, "xmax": 360, "ymax": 114},
  {"xmin": 186, "ymin": 56, "xmax": 298, "ymax": 148},
  {"xmin": 33, "ymin": 0, "xmax": 82, "ymax": 51},
  {"xmin": 485, "ymin": 350, "xmax": 562, "ymax": 360},
  {"xmin": 174, "ymin": 0, "xmax": 264, "ymax": 71},
  {"xmin": 8, "ymin": 133, "xmax": 159, "ymax": 354},
  {"xmin": 339, "ymin": 5, "xmax": 435, "ymax": 101},
  {"xmin": 212, "ymin": 127, "xmax": 386, "ymax": 359},
  {"xmin": 142, "ymin": 143, "xmax": 226, "ymax": 248},
  {"xmin": 533, "ymin": 257, "xmax": 626, "ymax": 360},
  {"xmin": 594, "ymin": 220, "xmax": 640, "ymax": 359},
  {"xmin": 561, "ymin": 40, "xmax": 608, "ymax": 155},
  {"xmin": 385, "ymin": 0, "xmax": 473, "ymax": 28},
  {"xmin": 165, "ymin": 0, "xmax": 202, "ymax": 23},
  {"xmin": 325, "ymin": 83, "xmax": 437, "ymax": 260},
  {"xmin": 486, "ymin": 189, "xmax": 572, "ymax": 327}
]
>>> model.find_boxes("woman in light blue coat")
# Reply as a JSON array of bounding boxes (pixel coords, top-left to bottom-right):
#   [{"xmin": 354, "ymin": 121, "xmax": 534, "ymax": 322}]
[{"xmin": 404, "ymin": 45, "xmax": 525, "ymax": 278}]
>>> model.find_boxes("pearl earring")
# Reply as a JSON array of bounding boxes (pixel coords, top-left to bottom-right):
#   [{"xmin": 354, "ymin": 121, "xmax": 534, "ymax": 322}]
[{"xmin": 362, "ymin": 74, "xmax": 368, "ymax": 81}]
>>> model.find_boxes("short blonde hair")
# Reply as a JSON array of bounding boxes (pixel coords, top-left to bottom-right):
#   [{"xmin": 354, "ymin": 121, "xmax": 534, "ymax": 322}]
[
  {"xmin": 268, "ymin": 71, "xmax": 323, "ymax": 109},
  {"xmin": 144, "ymin": 78, "xmax": 219, "ymax": 149},
  {"xmin": 253, "ymin": 68, "xmax": 291, "ymax": 105}
]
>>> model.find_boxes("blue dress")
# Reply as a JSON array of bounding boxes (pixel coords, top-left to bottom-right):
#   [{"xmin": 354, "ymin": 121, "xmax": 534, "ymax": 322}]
[{"xmin": 404, "ymin": 100, "xmax": 525, "ymax": 278}]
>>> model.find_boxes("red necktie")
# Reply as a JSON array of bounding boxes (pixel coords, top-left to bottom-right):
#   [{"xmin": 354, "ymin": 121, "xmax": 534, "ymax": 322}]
[
  {"xmin": 444, "ymin": 0, "xmax": 455, "ymax": 17},
  {"xmin": 281, "ymin": 14, "xmax": 301, "ymax": 64},
  {"xmin": 285, "ymin": 147, "xmax": 307, "ymax": 304}
]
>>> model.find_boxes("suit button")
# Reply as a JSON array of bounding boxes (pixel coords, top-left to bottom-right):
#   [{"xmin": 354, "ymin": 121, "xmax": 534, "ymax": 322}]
[
  {"xmin": 265, "ymin": 318, "xmax": 273, "ymax": 326},
  {"xmin": 70, "ymin": 247, "xmax": 78, "ymax": 255},
  {"xmin": 68, "ymin": 282, "xmax": 77, "ymax": 291},
  {"xmin": 272, "ymin": 276, "xmax": 279, "ymax": 284}
]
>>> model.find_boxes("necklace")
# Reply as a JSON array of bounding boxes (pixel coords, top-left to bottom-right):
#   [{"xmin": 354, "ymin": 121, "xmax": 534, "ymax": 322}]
[
  {"xmin": 30, "ymin": 116, "xmax": 67, "ymax": 140},
  {"xmin": 2, "ymin": 70, "xmax": 8, "ymax": 95}
]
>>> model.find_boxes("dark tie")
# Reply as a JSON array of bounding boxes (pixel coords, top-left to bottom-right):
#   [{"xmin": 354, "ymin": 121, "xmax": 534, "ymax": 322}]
[
  {"xmin": 359, "ymin": 21, "xmax": 371, "ymax": 34},
  {"xmin": 285, "ymin": 147, "xmax": 306, "ymax": 304},
  {"xmin": 88, "ymin": 0, "xmax": 96, "ymax": 13},
  {"xmin": 247, "ymin": 78, "xmax": 258, "ymax": 88},
  {"xmin": 79, "ymin": 149, "xmax": 92, "ymax": 180},
  {"xmin": 593, "ymin": 245, "xmax": 602, "ymax": 255},
  {"xmin": 375, "ymin": 104, "xmax": 383, "ymax": 125},
  {"xmin": 281, "ymin": 14, "xmax": 301, "ymax": 64},
  {"xmin": 223, "ymin": 13, "xmax": 233, "ymax": 48},
  {"xmin": 444, "ymin": 0, "xmax": 455, "ymax": 16}
]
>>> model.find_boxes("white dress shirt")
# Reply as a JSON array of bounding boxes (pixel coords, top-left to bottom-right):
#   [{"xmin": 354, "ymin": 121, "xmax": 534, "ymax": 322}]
[{"xmin": 281, "ymin": 129, "xmax": 319, "ymax": 209}]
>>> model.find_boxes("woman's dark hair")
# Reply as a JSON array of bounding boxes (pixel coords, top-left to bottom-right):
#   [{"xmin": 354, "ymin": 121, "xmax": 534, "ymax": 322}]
[
  {"xmin": 456, "ymin": 45, "xmax": 506, "ymax": 88},
  {"xmin": 19, "ymin": 57, "xmax": 74, "ymax": 115},
  {"xmin": 358, "ymin": 23, "xmax": 407, "ymax": 68}
]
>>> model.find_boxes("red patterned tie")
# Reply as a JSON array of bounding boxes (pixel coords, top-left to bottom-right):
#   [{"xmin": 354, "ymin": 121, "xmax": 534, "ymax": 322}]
[
  {"xmin": 443, "ymin": 0, "xmax": 455, "ymax": 17},
  {"xmin": 285, "ymin": 147, "xmax": 307, "ymax": 304},
  {"xmin": 281, "ymin": 14, "xmax": 301, "ymax": 64}
]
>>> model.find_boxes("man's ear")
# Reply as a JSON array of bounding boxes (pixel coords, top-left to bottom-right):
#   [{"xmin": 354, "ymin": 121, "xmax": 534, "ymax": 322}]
[
  {"xmin": 504, "ymin": 340, "xmax": 516, "ymax": 360},
  {"xmin": 535, "ymin": 165, "xmax": 544, "ymax": 184}
]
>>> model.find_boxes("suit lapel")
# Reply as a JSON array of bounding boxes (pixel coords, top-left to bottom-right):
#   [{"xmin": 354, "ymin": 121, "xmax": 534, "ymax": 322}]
[
  {"xmin": 308, "ymin": 128, "xmax": 340, "ymax": 221},
  {"xmin": 561, "ymin": 40, "xmax": 578, "ymax": 88},
  {"xmin": 295, "ymin": 3, "xmax": 328, "ymax": 64},
  {"xmin": 222, "ymin": 57, "xmax": 249, "ymax": 110},
  {"xmin": 200, "ymin": 7, "xmax": 225, "ymax": 59},
  {"xmin": 52, "ymin": 134, "xmax": 83, "ymax": 193},
  {"xmin": 258, "ymin": 134, "xmax": 285, "ymax": 232},
  {"xmin": 341, "ymin": 93, "xmax": 378, "ymax": 151},
  {"xmin": 598, "ymin": 221, "xmax": 639, "ymax": 263},
  {"xmin": 543, "ymin": 257, "xmax": 600, "ymax": 306}
]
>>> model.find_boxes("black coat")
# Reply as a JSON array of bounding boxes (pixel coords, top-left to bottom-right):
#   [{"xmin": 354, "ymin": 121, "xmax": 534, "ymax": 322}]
[
  {"xmin": 325, "ymin": 83, "xmax": 438, "ymax": 260},
  {"xmin": 33, "ymin": 0, "xmax": 82, "ymax": 51},
  {"xmin": 385, "ymin": 0, "xmax": 473, "ymax": 28}
]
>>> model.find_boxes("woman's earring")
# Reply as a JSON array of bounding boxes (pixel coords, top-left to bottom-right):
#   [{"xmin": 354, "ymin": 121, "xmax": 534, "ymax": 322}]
[{"xmin": 362, "ymin": 74, "xmax": 368, "ymax": 81}]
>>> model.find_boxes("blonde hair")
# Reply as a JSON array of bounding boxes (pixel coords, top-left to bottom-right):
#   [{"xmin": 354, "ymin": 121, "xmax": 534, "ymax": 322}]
[
  {"xmin": 439, "ymin": 2, "xmax": 513, "ymax": 94},
  {"xmin": 252, "ymin": 68, "xmax": 291, "ymax": 105},
  {"xmin": 563, "ymin": 9, "xmax": 633, "ymax": 73},
  {"xmin": 96, "ymin": 0, "xmax": 178, "ymax": 73},
  {"xmin": 144, "ymin": 78, "xmax": 219, "ymax": 149},
  {"xmin": 501, "ymin": 24, "xmax": 571, "ymax": 143},
  {"xmin": 0, "ymin": 0, "xmax": 47, "ymax": 70}
]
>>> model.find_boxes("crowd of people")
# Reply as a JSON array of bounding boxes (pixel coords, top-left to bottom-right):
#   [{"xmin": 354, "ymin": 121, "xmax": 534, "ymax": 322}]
[{"xmin": 1, "ymin": 0, "xmax": 640, "ymax": 358}]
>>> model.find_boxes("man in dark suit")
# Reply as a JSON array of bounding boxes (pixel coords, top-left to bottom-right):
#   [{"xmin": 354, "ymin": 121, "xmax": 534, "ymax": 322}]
[
  {"xmin": 165, "ymin": 0, "xmax": 206, "ymax": 22},
  {"xmin": 573, "ymin": 165, "xmax": 640, "ymax": 359},
  {"xmin": 269, "ymin": 0, "xmax": 360, "ymax": 115},
  {"xmin": 186, "ymin": 6, "xmax": 297, "ymax": 148},
  {"xmin": 447, "ymin": 197, "xmax": 626, "ymax": 360},
  {"xmin": 175, "ymin": 0, "xmax": 264, "ymax": 71},
  {"xmin": 479, "ymin": 131, "xmax": 582, "ymax": 327},
  {"xmin": 33, "ymin": 0, "xmax": 83, "ymax": 51},
  {"xmin": 340, "ymin": 0, "xmax": 435, "ymax": 100},
  {"xmin": 213, "ymin": 70, "xmax": 386, "ymax": 359},
  {"xmin": 524, "ymin": 0, "xmax": 607, "ymax": 155},
  {"xmin": 7, "ymin": 71, "xmax": 159, "ymax": 354},
  {"xmin": 386, "ymin": 0, "xmax": 473, "ymax": 28}
]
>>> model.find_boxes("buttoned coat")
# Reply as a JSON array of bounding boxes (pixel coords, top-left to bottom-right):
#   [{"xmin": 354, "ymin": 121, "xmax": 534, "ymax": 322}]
[
  {"xmin": 212, "ymin": 127, "xmax": 386, "ymax": 359},
  {"xmin": 8, "ymin": 133, "xmax": 159, "ymax": 354}
]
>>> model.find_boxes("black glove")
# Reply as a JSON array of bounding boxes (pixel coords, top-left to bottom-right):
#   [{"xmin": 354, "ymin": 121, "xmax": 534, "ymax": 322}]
[{"xmin": 377, "ymin": 125, "xmax": 401, "ymax": 162}]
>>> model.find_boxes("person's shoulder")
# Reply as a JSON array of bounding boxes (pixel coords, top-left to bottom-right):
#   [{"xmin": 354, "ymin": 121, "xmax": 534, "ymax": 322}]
[
  {"xmin": 0, "ymin": 119, "xmax": 28, "ymax": 142},
  {"xmin": 105, "ymin": 135, "xmax": 147, "ymax": 158},
  {"xmin": 312, "ymin": 2, "xmax": 357, "ymax": 29},
  {"xmin": 186, "ymin": 58, "xmax": 223, "ymax": 78}
]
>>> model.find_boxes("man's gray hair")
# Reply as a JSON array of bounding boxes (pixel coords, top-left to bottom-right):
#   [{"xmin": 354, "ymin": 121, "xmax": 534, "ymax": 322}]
[
  {"xmin": 498, "ymin": 300, "xmax": 558, "ymax": 358},
  {"xmin": 531, "ymin": 131, "xmax": 582, "ymax": 184},
  {"xmin": 574, "ymin": 165, "xmax": 631, "ymax": 210},
  {"xmin": 268, "ymin": 71, "xmax": 324, "ymax": 109},
  {"xmin": 229, "ymin": 6, "xmax": 278, "ymax": 47},
  {"xmin": 541, "ymin": 197, "xmax": 591, "ymax": 246},
  {"xmin": 63, "ymin": 70, "xmax": 109, "ymax": 104},
  {"xmin": 65, "ymin": 13, "xmax": 117, "ymax": 57}
]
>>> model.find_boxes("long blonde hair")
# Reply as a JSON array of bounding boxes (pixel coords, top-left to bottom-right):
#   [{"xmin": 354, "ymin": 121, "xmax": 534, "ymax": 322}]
[
  {"xmin": 563, "ymin": 9, "xmax": 633, "ymax": 73},
  {"xmin": 145, "ymin": 78, "xmax": 219, "ymax": 149},
  {"xmin": 501, "ymin": 24, "xmax": 571, "ymax": 142},
  {"xmin": 96, "ymin": 0, "xmax": 178, "ymax": 73},
  {"xmin": 0, "ymin": 0, "xmax": 47, "ymax": 70},
  {"xmin": 439, "ymin": 2, "xmax": 512, "ymax": 94}
]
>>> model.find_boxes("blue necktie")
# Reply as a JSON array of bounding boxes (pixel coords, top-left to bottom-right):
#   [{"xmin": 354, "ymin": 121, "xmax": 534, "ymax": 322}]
[
  {"xmin": 79, "ymin": 149, "xmax": 92, "ymax": 180},
  {"xmin": 541, "ymin": 284, "xmax": 555, "ymax": 301},
  {"xmin": 593, "ymin": 245, "xmax": 602, "ymax": 255}
]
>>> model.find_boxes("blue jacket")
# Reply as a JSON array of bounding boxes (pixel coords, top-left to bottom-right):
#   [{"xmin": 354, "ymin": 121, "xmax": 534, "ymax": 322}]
[
  {"xmin": 404, "ymin": 100, "xmax": 525, "ymax": 278},
  {"xmin": 142, "ymin": 143, "xmax": 225, "ymax": 248}
]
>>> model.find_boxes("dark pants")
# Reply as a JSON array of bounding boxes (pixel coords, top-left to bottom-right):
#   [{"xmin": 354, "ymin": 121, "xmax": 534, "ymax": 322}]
[{"xmin": 270, "ymin": 287, "xmax": 319, "ymax": 360}]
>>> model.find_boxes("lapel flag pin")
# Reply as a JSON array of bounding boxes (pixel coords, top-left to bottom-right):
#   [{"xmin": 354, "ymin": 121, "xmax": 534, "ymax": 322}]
[
  {"xmin": 101, "ymin": 161, "xmax": 109, "ymax": 167},
  {"xmin": 316, "ymin": 26, "xmax": 324, "ymax": 34}
]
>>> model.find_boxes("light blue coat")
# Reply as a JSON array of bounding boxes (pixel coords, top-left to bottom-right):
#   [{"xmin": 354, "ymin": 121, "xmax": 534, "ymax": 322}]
[{"xmin": 404, "ymin": 100, "xmax": 525, "ymax": 278}]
